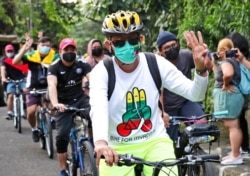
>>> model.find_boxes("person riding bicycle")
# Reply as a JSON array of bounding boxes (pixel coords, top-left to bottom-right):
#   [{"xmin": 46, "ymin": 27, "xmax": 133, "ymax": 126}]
[
  {"xmin": 1, "ymin": 44, "xmax": 27, "ymax": 119},
  {"xmin": 13, "ymin": 36, "xmax": 59, "ymax": 142},
  {"xmin": 156, "ymin": 31, "xmax": 205, "ymax": 157},
  {"xmin": 47, "ymin": 38, "xmax": 92, "ymax": 176},
  {"xmin": 90, "ymin": 10, "xmax": 212, "ymax": 176}
]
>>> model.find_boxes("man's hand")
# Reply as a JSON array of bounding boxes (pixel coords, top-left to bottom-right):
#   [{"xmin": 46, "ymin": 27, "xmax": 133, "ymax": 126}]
[
  {"xmin": 162, "ymin": 112, "xmax": 170, "ymax": 128},
  {"xmin": 52, "ymin": 103, "xmax": 67, "ymax": 112},
  {"xmin": 94, "ymin": 140, "xmax": 118, "ymax": 167},
  {"xmin": 184, "ymin": 31, "xmax": 212, "ymax": 71}
]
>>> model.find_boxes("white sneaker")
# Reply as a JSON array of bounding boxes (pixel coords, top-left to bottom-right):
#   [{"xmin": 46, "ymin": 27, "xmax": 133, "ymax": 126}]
[{"xmin": 221, "ymin": 155, "xmax": 243, "ymax": 165}]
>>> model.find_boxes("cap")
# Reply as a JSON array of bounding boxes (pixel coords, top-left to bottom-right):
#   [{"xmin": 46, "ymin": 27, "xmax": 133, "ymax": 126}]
[
  {"xmin": 156, "ymin": 31, "xmax": 177, "ymax": 48},
  {"xmin": 59, "ymin": 38, "xmax": 76, "ymax": 50},
  {"xmin": 5, "ymin": 44, "xmax": 14, "ymax": 52}
]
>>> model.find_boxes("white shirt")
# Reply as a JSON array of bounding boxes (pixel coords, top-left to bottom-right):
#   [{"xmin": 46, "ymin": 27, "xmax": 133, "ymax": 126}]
[{"xmin": 89, "ymin": 52, "xmax": 208, "ymax": 145}]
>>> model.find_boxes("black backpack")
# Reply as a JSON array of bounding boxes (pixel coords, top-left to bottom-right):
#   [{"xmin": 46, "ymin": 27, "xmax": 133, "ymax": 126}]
[{"xmin": 103, "ymin": 52, "xmax": 161, "ymax": 101}]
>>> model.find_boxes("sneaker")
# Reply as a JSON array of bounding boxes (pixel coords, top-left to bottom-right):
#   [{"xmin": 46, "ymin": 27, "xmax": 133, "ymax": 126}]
[
  {"xmin": 221, "ymin": 155, "xmax": 243, "ymax": 165},
  {"xmin": 240, "ymin": 149, "xmax": 250, "ymax": 155},
  {"xmin": 5, "ymin": 112, "xmax": 14, "ymax": 120},
  {"xmin": 59, "ymin": 170, "xmax": 69, "ymax": 176},
  {"xmin": 32, "ymin": 130, "xmax": 40, "ymax": 142},
  {"xmin": 51, "ymin": 117, "xmax": 56, "ymax": 130}
]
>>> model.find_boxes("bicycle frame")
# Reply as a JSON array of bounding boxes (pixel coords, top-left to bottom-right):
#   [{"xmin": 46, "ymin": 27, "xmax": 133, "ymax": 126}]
[
  {"xmin": 9, "ymin": 79, "xmax": 25, "ymax": 133},
  {"xmin": 70, "ymin": 117, "xmax": 89, "ymax": 172}
]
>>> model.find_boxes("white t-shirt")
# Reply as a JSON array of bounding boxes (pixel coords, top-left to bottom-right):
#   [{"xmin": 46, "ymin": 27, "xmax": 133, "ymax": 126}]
[{"xmin": 89, "ymin": 52, "xmax": 208, "ymax": 145}]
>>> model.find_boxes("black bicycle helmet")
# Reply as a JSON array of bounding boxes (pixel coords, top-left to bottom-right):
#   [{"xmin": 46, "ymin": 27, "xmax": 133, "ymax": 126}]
[{"xmin": 102, "ymin": 10, "xmax": 143, "ymax": 35}]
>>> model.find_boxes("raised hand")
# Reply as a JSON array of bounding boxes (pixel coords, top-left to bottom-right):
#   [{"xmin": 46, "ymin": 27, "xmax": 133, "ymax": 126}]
[{"xmin": 184, "ymin": 31, "xmax": 212, "ymax": 71}]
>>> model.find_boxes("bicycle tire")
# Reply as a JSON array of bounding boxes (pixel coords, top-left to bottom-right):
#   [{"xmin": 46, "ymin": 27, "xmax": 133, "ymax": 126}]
[
  {"xmin": 196, "ymin": 147, "xmax": 215, "ymax": 176},
  {"xmin": 79, "ymin": 141, "xmax": 98, "ymax": 176},
  {"xmin": 67, "ymin": 142, "xmax": 78, "ymax": 176},
  {"xmin": 180, "ymin": 147, "xmax": 215, "ymax": 176},
  {"xmin": 44, "ymin": 112, "xmax": 54, "ymax": 159},
  {"xmin": 16, "ymin": 98, "xmax": 22, "ymax": 133},
  {"xmin": 37, "ymin": 111, "xmax": 46, "ymax": 150}
]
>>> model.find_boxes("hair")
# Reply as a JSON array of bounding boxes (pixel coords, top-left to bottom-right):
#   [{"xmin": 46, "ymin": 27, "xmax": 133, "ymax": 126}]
[
  {"xmin": 38, "ymin": 36, "xmax": 51, "ymax": 43},
  {"xmin": 227, "ymin": 32, "xmax": 249, "ymax": 58},
  {"xmin": 217, "ymin": 38, "xmax": 234, "ymax": 51}
]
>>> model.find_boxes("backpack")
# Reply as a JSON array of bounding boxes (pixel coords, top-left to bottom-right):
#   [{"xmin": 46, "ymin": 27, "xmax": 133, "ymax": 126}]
[
  {"xmin": 237, "ymin": 63, "xmax": 250, "ymax": 95},
  {"xmin": 103, "ymin": 52, "xmax": 161, "ymax": 100}
]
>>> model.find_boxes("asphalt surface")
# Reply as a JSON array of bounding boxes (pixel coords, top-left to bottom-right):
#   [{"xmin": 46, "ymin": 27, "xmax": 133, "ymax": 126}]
[{"xmin": 0, "ymin": 106, "xmax": 58, "ymax": 176}]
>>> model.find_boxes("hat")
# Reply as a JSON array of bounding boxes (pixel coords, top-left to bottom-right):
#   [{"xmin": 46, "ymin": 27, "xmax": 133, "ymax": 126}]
[
  {"xmin": 156, "ymin": 31, "xmax": 177, "ymax": 48},
  {"xmin": 59, "ymin": 38, "xmax": 76, "ymax": 50},
  {"xmin": 5, "ymin": 44, "xmax": 14, "ymax": 52}
]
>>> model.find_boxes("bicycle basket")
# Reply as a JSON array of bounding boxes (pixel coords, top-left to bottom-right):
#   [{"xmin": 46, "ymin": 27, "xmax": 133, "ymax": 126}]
[{"xmin": 183, "ymin": 123, "xmax": 220, "ymax": 141}]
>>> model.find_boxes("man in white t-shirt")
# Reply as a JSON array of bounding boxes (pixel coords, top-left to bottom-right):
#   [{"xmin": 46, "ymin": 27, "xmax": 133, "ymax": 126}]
[{"xmin": 90, "ymin": 10, "xmax": 212, "ymax": 176}]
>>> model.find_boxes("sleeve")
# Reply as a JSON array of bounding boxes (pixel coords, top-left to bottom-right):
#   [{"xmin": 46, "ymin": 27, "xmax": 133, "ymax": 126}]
[
  {"xmin": 156, "ymin": 54, "xmax": 208, "ymax": 102},
  {"xmin": 47, "ymin": 64, "xmax": 58, "ymax": 76},
  {"xmin": 89, "ymin": 61, "xmax": 109, "ymax": 143},
  {"xmin": 83, "ymin": 62, "xmax": 92, "ymax": 75}
]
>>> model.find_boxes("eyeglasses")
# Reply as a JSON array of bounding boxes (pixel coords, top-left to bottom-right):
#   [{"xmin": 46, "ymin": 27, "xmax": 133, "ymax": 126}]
[
  {"xmin": 162, "ymin": 43, "xmax": 178, "ymax": 51},
  {"xmin": 111, "ymin": 37, "xmax": 139, "ymax": 48}
]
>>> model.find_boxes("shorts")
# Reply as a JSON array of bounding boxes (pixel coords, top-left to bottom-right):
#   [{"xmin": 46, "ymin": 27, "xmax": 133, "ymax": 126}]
[
  {"xmin": 99, "ymin": 137, "xmax": 178, "ymax": 176},
  {"xmin": 6, "ymin": 81, "xmax": 26, "ymax": 94},
  {"xmin": 213, "ymin": 88, "xmax": 244, "ymax": 119},
  {"xmin": 25, "ymin": 88, "xmax": 42, "ymax": 107}
]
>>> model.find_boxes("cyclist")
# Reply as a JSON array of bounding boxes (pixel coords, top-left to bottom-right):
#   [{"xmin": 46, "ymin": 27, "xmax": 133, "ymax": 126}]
[
  {"xmin": 90, "ymin": 10, "xmax": 211, "ymax": 176},
  {"xmin": 1, "ymin": 44, "xmax": 27, "ymax": 119},
  {"xmin": 47, "ymin": 38, "xmax": 92, "ymax": 176},
  {"xmin": 156, "ymin": 31, "xmax": 205, "ymax": 157},
  {"xmin": 13, "ymin": 36, "xmax": 59, "ymax": 142}
]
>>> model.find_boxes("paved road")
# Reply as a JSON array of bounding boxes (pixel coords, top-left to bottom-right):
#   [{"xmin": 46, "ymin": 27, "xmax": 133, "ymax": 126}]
[{"xmin": 0, "ymin": 106, "xmax": 58, "ymax": 176}]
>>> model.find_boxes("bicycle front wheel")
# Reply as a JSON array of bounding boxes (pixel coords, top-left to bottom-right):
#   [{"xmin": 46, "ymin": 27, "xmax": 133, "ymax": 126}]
[
  {"xmin": 182, "ymin": 147, "xmax": 215, "ymax": 176},
  {"xmin": 79, "ymin": 141, "xmax": 98, "ymax": 176},
  {"xmin": 44, "ymin": 112, "xmax": 54, "ymax": 159}
]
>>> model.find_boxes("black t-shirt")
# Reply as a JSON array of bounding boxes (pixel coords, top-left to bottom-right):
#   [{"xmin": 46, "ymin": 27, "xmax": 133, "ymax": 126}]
[
  {"xmin": 47, "ymin": 59, "xmax": 92, "ymax": 104},
  {"xmin": 1, "ymin": 57, "xmax": 26, "ymax": 80},
  {"xmin": 163, "ymin": 49, "xmax": 195, "ymax": 112}
]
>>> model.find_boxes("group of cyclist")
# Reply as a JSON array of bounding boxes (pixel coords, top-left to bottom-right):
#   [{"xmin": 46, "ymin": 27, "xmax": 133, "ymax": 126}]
[{"xmin": 0, "ymin": 10, "xmax": 249, "ymax": 176}]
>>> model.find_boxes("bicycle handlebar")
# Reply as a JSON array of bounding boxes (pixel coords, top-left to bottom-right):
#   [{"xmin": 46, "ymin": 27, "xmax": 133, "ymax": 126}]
[
  {"xmin": 6, "ymin": 78, "xmax": 26, "ymax": 83},
  {"xmin": 169, "ymin": 110, "xmax": 228, "ymax": 124},
  {"xmin": 97, "ymin": 153, "xmax": 220, "ymax": 167},
  {"xmin": 29, "ymin": 89, "xmax": 48, "ymax": 95}
]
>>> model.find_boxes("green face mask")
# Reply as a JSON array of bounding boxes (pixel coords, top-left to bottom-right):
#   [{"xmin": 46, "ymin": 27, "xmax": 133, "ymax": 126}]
[{"xmin": 114, "ymin": 41, "xmax": 140, "ymax": 64}]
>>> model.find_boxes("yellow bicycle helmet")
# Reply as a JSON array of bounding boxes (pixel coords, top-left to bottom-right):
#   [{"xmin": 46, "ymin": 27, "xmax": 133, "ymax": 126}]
[{"xmin": 102, "ymin": 10, "xmax": 143, "ymax": 35}]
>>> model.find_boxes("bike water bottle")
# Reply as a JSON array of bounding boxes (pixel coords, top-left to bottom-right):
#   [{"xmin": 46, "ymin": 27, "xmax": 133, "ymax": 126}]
[{"xmin": 189, "ymin": 135, "xmax": 215, "ymax": 144}]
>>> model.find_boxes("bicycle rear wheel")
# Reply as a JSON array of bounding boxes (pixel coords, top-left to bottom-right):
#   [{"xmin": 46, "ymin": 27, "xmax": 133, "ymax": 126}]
[
  {"xmin": 16, "ymin": 98, "xmax": 22, "ymax": 133},
  {"xmin": 79, "ymin": 141, "xmax": 98, "ymax": 176},
  {"xmin": 44, "ymin": 112, "xmax": 54, "ymax": 159}
]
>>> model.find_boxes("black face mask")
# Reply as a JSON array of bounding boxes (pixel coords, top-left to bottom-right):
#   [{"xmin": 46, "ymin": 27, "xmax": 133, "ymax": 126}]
[
  {"xmin": 92, "ymin": 48, "xmax": 103, "ymax": 57},
  {"xmin": 62, "ymin": 52, "xmax": 76, "ymax": 62},
  {"xmin": 165, "ymin": 46, "xmax": 180, "ymax": 61}
]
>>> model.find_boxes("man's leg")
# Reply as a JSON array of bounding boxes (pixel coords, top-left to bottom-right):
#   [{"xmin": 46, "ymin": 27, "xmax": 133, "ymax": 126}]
[{"xmin": 5, "ymin": 83, "xmax": 15, "ymax": 119}]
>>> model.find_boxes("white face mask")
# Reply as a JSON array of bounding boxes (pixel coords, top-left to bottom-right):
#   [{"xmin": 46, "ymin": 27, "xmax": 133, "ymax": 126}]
[{"xmin": 6, "ymin": 52, "xmax": 14, "ymax": 58}]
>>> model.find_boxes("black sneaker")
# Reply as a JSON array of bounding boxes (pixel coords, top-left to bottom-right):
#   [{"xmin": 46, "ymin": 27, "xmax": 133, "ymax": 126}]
[
  {"xmin": 59, "ymin": 170, "xmax": 69, "ymax": 176},
  {"xmin": 32, "ymin": 130, "xmax": 40, "ymax": 142},
  {"xmin": 5, "ymin": 113, "xmax": 13, "ymax": 120}
]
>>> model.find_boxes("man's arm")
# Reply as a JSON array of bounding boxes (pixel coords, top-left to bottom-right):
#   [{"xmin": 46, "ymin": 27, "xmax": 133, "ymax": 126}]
[
  {"xmin": 47, "ymin": 74, "xmax": 58, "ymax": 106},
  {"xmin": 0, "ymin": 66, "xmax": 7, "ymax": 83},
  {"xmin": 13, "ymin": 38, "xmax": 33, "ymax": 65}
]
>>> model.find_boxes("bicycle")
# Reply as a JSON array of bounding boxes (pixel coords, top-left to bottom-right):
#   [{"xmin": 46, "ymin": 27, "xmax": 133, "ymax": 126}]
[
  {"xmin": 98, "ymin": 152, "xmax": 220, "ymax": 176},
  {"xmin": 7, "ymin": 78, "xmax": 26, "ymax": 133},
  {"xmin": 169, "ymin": 110, "xmax": 228, "ymax": 176},
  {"xmin": 62, "ymin": 106, "xmax": 98, "ymax": 176},
  {"xmin": 30, "ymin": 88, "xmax": 54, "ymax": 159}
]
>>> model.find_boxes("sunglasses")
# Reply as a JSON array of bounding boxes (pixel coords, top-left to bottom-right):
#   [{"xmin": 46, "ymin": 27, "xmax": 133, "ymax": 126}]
[{"xmin": 111, "ymin": 37, "xmax": 139, "ymax": 48}]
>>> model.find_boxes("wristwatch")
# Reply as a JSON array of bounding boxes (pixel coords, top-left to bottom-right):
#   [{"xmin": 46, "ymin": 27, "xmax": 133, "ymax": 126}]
[{"xmin": 195, "ymin": 69, "xmax": 207, "ymax": 75}]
